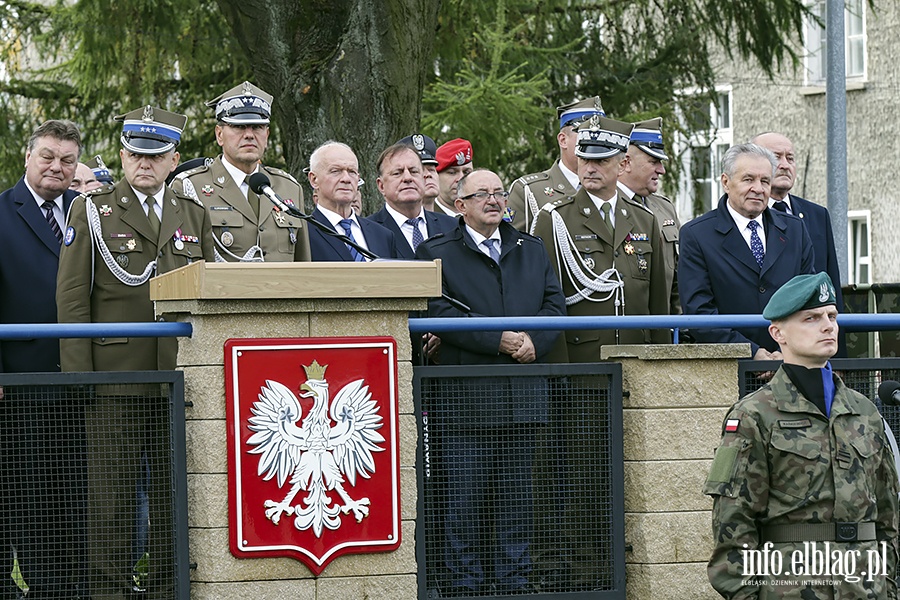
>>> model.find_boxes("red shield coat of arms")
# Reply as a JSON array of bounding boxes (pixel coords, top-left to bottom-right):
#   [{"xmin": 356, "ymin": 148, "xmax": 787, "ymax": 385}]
[{"xmin": 225, "ymin": 337, "xmax": 401, "ymax": 574}]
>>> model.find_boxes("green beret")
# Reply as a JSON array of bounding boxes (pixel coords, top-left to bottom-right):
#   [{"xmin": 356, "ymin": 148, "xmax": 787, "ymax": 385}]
[{"xmin": 763, "ymin": 272, "xmax": 837, "ymax": 320}]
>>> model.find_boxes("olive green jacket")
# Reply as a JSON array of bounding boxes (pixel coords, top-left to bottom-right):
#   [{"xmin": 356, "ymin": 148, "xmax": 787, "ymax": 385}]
[{"xmin": 705, "ymin": 367, "xmax": 899, "ymax": 599}]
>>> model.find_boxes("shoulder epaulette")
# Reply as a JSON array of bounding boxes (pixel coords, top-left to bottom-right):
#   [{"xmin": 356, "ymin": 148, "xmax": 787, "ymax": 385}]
[
  {"xmin": 263, "ymin": 164, "xmax": 300, "ymax": 185},
  {"xmin": 172, "ymin": 187, "xmax": 205, "ymax": 208},
  {"xmin": 174, "ymin": 164, "xmax": 210, "ymax": 180}
]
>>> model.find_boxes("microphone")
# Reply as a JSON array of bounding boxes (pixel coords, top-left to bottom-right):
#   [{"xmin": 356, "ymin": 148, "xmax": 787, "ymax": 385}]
[
  {"xmin": 878, "ymin": 380, "xmax": 900, "ymax": 406},
  {"xmin": 248, "ymin": 172, "xmax": 294, "ymax": 214}
]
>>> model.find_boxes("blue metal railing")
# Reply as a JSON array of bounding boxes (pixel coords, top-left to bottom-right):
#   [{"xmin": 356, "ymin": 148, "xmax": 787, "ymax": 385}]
[
  {"xmin": 408, "ymin": 313, "xmax": 900, "ymax": 332},
  {"xmin": 0, "ymin": 322, "xmax": 192, "ymax": 340},
  {"xmin": 1, "ymin": 314, "xmax": 899, "ymax": 342}
]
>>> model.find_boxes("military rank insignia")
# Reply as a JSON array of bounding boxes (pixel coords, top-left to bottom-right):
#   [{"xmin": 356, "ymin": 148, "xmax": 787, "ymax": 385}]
[
  {"xmin": 662, "ymin": 219, "xmax": 676, "ymax": 227},
  {"xmin": 637, "ymin": 254, "xmax": 648, "ymax": 274}
]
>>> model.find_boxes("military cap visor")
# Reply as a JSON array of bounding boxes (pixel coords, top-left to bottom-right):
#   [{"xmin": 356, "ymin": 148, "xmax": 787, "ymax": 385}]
[
  {"xmin": 85, "ymin": 155, "xmax": 114, "ymax": 184},
  {"xmin": 398, "ymin": 133, "xmax": 438, "ymax": 165},
  {"xmin": 631, "ymin": 128, "xmax": 669, "ymax": 161},
  {"xmin": 115, "ymin": 106, "xmax": 186, "ymax": 156},
  {"xmin": 557, "ymin": 96, "xmax": 605, "ymax": 129},
  {"xmin": 207, "ymin": 81, "xmax": 273, "ymax": 125},
  {"xmin": 763, "ymin": 272, "xmax": 837, "ymax": 321},
  {"xmin": 575, "ymin": 116, "xmax": 633, "ymax": 160}
]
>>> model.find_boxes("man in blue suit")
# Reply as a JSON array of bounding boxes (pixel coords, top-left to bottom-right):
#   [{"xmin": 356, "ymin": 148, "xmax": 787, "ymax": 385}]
[
  {"xmin": 0, "ymin": 119, "xmax": 85, "ymax": 599},
  {"xmin": 306, "ymin": 141, "xmax": 399, "ymax": 261},
  {"xmin": 366, "ymin": 142, "xmax": 457, "ymax": 259},
  {"xmin": 753, "ymin": 132, "xmax": 846, "ymax": 356},
  {"xmin": 679, "ymin": 143, "xmax": 815, "ymax": 359}
]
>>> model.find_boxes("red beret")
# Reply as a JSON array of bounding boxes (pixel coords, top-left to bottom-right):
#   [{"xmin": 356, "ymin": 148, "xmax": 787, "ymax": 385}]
[{"xmin": 435, "ymin": 138, "xmax": 473, "ymax": 172}]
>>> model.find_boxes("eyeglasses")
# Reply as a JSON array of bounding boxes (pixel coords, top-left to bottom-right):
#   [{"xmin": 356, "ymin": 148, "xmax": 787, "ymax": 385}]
[{"xmin": 459, "ymin": 191, "xmax": 510, "ymax": 201}]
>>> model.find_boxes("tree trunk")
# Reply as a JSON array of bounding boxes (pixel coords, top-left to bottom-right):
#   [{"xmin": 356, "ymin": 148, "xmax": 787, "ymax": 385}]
[{"xmin": 215, "ymin": 0, "xmax": 440, "ymax": 213}]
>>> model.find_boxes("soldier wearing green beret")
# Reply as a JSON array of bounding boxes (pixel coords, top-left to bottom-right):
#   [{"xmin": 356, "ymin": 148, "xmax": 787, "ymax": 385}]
[
  {"xmin": 507, "ymin": 96, "xmax": 605, "ymax": 234},
  {"xmin": 705, "ymin": 272, "xmax": 899, "ymax": 598},
  {"xmin": 170, "ymin": 81, "xmax": 311, "ymax": 262}
]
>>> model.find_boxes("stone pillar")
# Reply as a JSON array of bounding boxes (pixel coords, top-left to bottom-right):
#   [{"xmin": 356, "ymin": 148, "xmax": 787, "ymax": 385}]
[
  {"xmin": 152, "ymin": 261, "xmax": 440, "ymax": 599},
  {"xmin": 600, "ymin": 344, "xmax": 750, "ymax": 600}
]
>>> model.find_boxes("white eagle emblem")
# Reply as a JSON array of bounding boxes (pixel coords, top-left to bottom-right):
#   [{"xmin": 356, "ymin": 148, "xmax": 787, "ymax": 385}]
[
  {"xmin": 246, "ymin": 360, "xmax": 385, "ymax": 537},
  {"xmin": 819, "ymin": 282, "xmax": 830, "ymax": 302}
]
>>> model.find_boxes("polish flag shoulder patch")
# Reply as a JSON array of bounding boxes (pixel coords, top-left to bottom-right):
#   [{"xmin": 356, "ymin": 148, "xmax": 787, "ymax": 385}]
[{"xmin": 724, "ymin": 418, "xmax": 740, "ymax": 433}]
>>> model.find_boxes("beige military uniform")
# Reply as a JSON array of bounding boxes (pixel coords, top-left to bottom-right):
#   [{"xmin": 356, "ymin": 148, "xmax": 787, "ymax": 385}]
[
  {"xmin": 57, "ymin": 180, "xmax": 215, "ymax": 372},
  {"xmin": 507, "ymin": 161, "xmax": 576, "ymax": 234},
  {"xmin": 533, "ymin": 187, "xmax": 669, "ymax": 363},
  {"xmin": 170, "ymin": 156, "xmax": 311, "ymax": 262}
]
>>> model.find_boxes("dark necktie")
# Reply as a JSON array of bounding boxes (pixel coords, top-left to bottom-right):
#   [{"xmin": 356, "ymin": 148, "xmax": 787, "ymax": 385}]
[
  {"xmin": 42, "ymin": 200, "xmax": 63, "ymax": 245},
  {"xmin": 338, "ymin": 218, "xmax": 365, "ymax": 262},
  {"xmin": 481, "ymin": 238, "xmax": 500, "ymax": 264},
  {"xmin": 601, "ymin": 201, "xmax": 614, "ymax": 236},
  {"xmin": 244, "ymin": 175, "xmax": 260, "ymax": 218},
  {"xmin": 748, "ymin": 220, "xmax": 765, "ymax": 268},
  {"xmin": 772, "ymin": 200, "xmax": 789, "ymax": 214},
  {"xmin": 406, "ymin": 217, "xmax": 424, "ymax": 251},
  {"xmin": 146, "ymin": 196, "xmax": 161, "ymax": 239}
]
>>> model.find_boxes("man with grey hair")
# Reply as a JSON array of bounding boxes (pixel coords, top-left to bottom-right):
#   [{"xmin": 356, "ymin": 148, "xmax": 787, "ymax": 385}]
[
  {"xmin": 678, "ymin": 143, "xmax": 815, "ymax": 359},
  {"xmin": 307, "ymin": 141, "xmax": 399, "ymax": 261}
]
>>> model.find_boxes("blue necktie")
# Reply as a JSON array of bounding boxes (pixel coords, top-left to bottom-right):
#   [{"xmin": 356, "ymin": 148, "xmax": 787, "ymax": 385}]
[
  {"xmin": 747, "ymin": 221, "xmax": 764, "ymax": 268},
  {"xmin": 406, "ymin": 217, "xmax": 424, "ymax": 251},
  {"xmin": 338, "ymin": 218, "xmax": 365, "ymax": 262},
  {"xmin": 482, "ymin": 239, "xmax": 500, "ymax": 264}
]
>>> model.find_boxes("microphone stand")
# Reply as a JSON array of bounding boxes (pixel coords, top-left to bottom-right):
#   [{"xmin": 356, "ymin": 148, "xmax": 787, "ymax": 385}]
[{"xmin": 257, "ymin": 192, "xmax": 472, "ymax": 315}]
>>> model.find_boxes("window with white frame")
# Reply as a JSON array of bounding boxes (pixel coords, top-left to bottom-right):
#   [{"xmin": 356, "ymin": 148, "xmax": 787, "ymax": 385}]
[
  {"xmin": 805, "ymin": 0, "xmax": 866, "ymax": 85},
  {"xmin": 675, "ymin": 87, "xmax": 733, "ymax": 220},
  {"xmin": 848, "ymin": 210, "xmax": 871, "ymax": 285}
]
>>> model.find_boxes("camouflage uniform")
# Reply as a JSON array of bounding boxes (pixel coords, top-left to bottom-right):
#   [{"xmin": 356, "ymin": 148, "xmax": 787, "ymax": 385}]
[{"xmin": 704, "ymin": 367, "xmax": 899, "ymax": 599}]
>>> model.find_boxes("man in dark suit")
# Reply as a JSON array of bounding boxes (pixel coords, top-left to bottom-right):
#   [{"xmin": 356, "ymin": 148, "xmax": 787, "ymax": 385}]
[
  {"xmin": 366, "ymin": 143, "xmax": 456, "ymax": 259},
  {"xmin": 415, "ymin": 169, "xmax": 565, "ymax": 595},
  {"xmin": 306, "ymin": 141, "xmax": 399, "ymax": 261},
  {"xmin": 0, "ymin": 119, "xmax": 84, "ymax": 598},
  {"xmin": 679, "ymin": 143, "xmax": 815, "ymax": 359},
  {"xmin": 753, "ymin": 132, "xmax": 845, "ymax": 356}
]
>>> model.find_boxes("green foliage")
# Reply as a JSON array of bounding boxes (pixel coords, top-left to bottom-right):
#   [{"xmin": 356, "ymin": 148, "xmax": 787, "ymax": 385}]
[
  {"xmin": 0, "ymin": 0, "xmax": 251, "ymax": 188},
  {"xmin": 425, "ymin": 0, "xmax": 811, "ymax": 190},
  {"xmin": 0, "ymin": 0, "xmax": 812, "ymax": 195}
]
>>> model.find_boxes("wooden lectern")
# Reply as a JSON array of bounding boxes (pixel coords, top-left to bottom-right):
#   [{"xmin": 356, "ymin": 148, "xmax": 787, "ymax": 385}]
[{"xmin": 151, "ymin": 260, "xmax": 441, "ymax": 599}]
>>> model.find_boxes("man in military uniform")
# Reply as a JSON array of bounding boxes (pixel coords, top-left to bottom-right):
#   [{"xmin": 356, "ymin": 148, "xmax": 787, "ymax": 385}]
[
  {"xmin": 170, "ymin": 81, "xmax": 311, "ymax": 262},
  {"xmin": 532, "ymin": 115, "xmax": 668, "ymax": 363},
  {"xmin": 507, "ymin": 96, "xmax": 605, "ymax": 234},
  {"xmin": 617, "ymin": 117, "xmax": 681, "ymax": 315},
  {"xmin": 57, "ymin": 106, "xmax": 214, "ymax": 600},
  {"xmin": 433, "ymin": 138, "xmax": 473, "ymax": 217},
  {"xmin": 705, "ymin": 272, "xmax": 899, "ymax": 599}
]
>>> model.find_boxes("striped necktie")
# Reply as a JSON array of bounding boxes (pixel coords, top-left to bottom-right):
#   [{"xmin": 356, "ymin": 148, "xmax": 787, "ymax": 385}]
[{"xmin": 42, "ymin": 200, "xmax": 63, "ymax": 245}]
